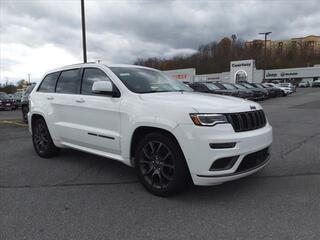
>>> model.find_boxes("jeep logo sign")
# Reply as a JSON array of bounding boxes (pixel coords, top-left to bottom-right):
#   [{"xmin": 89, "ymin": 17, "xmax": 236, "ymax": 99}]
[{"xmin": 230, "ymin": 59, "xmax": 255, "ymax": 83}]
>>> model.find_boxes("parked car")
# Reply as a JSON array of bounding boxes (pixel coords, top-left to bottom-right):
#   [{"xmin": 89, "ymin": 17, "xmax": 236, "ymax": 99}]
[
  {"xmin": 29, "ymin": 63, "xmax": 273, "ymax": 196},
  {"xmin": 189, "ymin": 82, "xmax": 234, "ymax": 96},
  {"xmin": 278, "ymin": 83, "xmax": 296, "ymax": 92},
  {"xmin": 312, "ymin": 80, "xmax": 320, "ymax": 87},
  {"xmin": 0, "ymin": 92, "xmax": 16, "ymax": 110},
  {"xmin": 21, "ymin": 84, "xmax": 36, "ymax": 122},
  {"xmin": 213, "ymin": 82, "xmax": 254, "ymax": 100},
  {"xmin": 237, "ymin": 82, "xmax": 268, "ymax": 100},
  {"xmin": 12, "ymin": 91, "xmax": 24, "ymax": 108},
  {"xmin": 188, "ymin": 82, "xmax": 242, "ymax": 98},
  {"xmin": 251, "ymin": 83, "xmax": 282, "ymax": 98},
  {"xmin": 231, "ymin": 83, "xmax": 265, "ymax": 101},
  {"xmin": 263, "ymin": 83, "xmax": 291, "ymax": 96},
  {"xmin": 298, "ymin": 80, "xmax": 310, "ymax": 88}
]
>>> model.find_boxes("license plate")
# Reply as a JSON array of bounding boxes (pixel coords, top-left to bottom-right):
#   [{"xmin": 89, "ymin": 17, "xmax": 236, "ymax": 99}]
[{"xmin": 6, "ymin": 103, "xmax": 11, "ymax": 106}]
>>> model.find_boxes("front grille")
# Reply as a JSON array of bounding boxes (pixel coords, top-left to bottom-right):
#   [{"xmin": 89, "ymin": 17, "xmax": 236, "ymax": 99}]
[{"xmin": 226, "ymin": 110, "xmax": 267, "ymax": 132}]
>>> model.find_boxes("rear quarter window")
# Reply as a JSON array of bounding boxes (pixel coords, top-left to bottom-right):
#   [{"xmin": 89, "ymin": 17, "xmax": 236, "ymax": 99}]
[{"xmin": 38, "ymin": 72, "xmax": 60, "ymax": 93}]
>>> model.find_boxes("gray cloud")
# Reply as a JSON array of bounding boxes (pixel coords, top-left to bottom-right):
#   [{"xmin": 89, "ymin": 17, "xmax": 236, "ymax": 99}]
[{"xmin": 1, "ymin": 0, "xmax": 320, "ymax": 82}]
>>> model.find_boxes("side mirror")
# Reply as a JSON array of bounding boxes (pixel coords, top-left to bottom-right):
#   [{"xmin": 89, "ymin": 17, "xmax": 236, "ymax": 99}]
[{"xmin": 92, "ymin": 81, "xmax": 120, "ymax": 97}]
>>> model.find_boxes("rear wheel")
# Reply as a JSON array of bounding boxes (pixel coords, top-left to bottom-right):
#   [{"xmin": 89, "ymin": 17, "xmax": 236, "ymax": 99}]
[
  {"xmin": 32, "ymin": 118, "xmax": 60, "ymax": 158},
  {"xmin": 134, "ymin": 132, "xmax": 190, "ymax": 197}
]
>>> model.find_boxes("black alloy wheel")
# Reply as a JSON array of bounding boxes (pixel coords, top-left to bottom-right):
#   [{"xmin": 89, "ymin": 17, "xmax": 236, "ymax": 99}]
[
  {"xmin": 135, "ymin": 132, "xmax": 190, "ymax": 196},
  {"xmin": 32, "ymin": 118, "xmax": 59, "ymax": 158},
  {"xmin": 139, "ymin": 140, "xmax": 175, "ymax": 189}
]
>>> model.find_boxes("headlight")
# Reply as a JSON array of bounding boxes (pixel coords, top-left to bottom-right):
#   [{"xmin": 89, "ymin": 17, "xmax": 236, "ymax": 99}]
[{"xmin": 190, "ymin": 113, "xmax": 228, "ymax": 126}]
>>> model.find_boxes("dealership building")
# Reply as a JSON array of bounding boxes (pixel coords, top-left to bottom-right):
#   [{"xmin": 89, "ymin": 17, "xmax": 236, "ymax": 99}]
[{"xmin": 164, "ymin": 59, "xmax": 320, "ymax": 85}]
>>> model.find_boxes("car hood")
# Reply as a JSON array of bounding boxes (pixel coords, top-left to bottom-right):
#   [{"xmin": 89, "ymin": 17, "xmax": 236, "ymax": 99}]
[{"xmin": 139, "ymin": 92, "xmax": 261, "ymax": 113}]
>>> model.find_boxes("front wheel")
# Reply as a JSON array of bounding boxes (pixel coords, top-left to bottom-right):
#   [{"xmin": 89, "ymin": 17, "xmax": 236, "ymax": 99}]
[
  {"xmin": 134, "ymin": 132, "xmax": 190, "ymax": 197},
  {"xmin": 32, "ymin": 118, "xmax": 60, "ymax": 158}
]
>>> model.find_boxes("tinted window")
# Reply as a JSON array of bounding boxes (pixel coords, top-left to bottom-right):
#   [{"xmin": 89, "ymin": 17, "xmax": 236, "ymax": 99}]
[
  {"xmin": 205, "ymin": 83, "xmax": 220, "ymax": 90},
  {"xmin": 56, "ymin": 69, "xmax": 81, "ymax": 94},
  {"xmin": 81, "ymin": 68, "xmax": 111, "ymax": 95},
  {"xmin": 38, "ymin": 72, "xmax": 60, "ymax": 92},
  {"xmin": 221, "ymin": 83, "xmax": 237, "ymax": 90}
]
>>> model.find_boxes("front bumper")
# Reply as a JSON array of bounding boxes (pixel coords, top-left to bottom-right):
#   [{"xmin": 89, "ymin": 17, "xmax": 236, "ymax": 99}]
[{"xmin": 173, "ymin": 122, "xmax": 273, "ymax": 186}]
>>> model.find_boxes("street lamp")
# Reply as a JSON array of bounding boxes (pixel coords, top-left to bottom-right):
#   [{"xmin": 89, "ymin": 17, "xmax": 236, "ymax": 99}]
[
  {"xmin": 81, "ymin": 0, "xmax": 87, "ymax": 63},
  {"xmin": 28, "ymin": 73, "xmax": 31, "ymax": 84},
  {"xmin": 259, "ymin": 31, "xmax": 272, "ymax": 82}
]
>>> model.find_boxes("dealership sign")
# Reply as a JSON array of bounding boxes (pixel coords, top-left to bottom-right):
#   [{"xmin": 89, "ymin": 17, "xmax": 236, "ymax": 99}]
[
  {"xmin": 265, "ymin": 67, "xmax": 320, "ymax": 79},
  {"xmin": 230, "ymin": 59, "xmax": 255, "ymax": 83},
  {"xmin": 163, "ymin": 68, "xmax": 196, "ymax": 83}
]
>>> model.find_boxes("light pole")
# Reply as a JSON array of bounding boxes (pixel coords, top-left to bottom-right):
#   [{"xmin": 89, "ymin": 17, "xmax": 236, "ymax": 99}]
[
  {"xmin": 28, "ymin": 73, "xmax": 31, "ymax": 84},
  {"xmin": 259, "ymin": 32, "xmax": 272, "ymax": 82},
  {"xmin": 81, "ymin": 0, "xmax": 87, "ymax": 63}
]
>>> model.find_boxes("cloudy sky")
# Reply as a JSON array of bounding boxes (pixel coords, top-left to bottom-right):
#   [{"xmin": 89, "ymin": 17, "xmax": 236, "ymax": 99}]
[{"xmin": 1, "ymin": 0, "xmax": 319, "ymax": 83}]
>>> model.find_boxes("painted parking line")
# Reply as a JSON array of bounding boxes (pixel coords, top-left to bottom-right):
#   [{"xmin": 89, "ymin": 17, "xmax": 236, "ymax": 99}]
[{"xmin": 0, "ymin": 120, "xmax": 28, "ymax": 127}]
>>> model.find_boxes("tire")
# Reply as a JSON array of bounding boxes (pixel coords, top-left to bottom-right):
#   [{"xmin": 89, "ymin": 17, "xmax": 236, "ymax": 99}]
[
  {"xmin": 281, "ymin": 91, "xmax": 286, "ymax": 97},
  {"xmin": 22, "ymin": 105, "xmax": 28, "ymax": 123},
  {"xmin": 134, "ymin": 132, "xmax": 190, "ymax": 197},
  {"xmin": 32, "ymin": 118, "xmax": 60, "ymax": 158}
]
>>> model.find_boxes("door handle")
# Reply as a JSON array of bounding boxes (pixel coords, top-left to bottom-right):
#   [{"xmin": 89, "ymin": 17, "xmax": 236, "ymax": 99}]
[
  {"xmin": 75, "ymin": 99, "xmax": 85, "ymax": 103},
  {"xmin": 47, "ymin": 97, "xmax": 54, "ymax": 100}
]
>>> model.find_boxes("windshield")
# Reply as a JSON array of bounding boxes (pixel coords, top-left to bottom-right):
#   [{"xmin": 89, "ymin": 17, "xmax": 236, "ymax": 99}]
[
  {"xmin": 14, "ymin": 92, "xmax": 23, "ymax": 97},
  {"xmin": 240, "ymin": 83, "xmax": 254, "ymax": 89},
  {"xmin": 109, "ymin": 67, "xmax": 193, "ymax": 93},
  {"xmin": 254, "ymin": 84, "xmax": 264, "ymax": 89},
  {"xmin": 0, "ymin": 92, "xmax": 9, "ymax": 98},
  {"xmin": 221, "ymin": 83, "xmax": 237, "ymax": 90},
  {"xmin": 234, "ymin": 83, "xmax": 246, "ymax": 89},
  {"xmin": 204, "ymin": 83, "xmax": 220, "ymax": 90},
  {"xmin": 280, "ymin": 83, "xmax": 289, "ymax": 87}
]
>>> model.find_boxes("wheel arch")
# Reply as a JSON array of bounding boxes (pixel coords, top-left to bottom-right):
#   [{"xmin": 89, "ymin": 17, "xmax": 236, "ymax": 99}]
[
  {"xmin": 29, "ymin": 112, "xmax": 46, "ymax": 134},
  {"xmin": 129, "ymin": 126, "xmax": 184, "ymax": 166}
]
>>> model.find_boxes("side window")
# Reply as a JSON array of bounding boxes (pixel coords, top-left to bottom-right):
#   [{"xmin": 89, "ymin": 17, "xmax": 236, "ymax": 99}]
[
  {"xmin": 56, "ymin": 69, "xmax": 81, "ymax": 94},
  {"xmin": 81, "ymin": 68, "xmax": 111, "ymax": 95},
  {"xmin": 38, "ymin": 72, "xmax": 60, "ymax": 93}
]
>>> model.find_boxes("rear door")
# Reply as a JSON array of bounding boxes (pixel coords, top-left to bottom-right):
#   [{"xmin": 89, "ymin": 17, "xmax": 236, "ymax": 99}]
[{"xmin": 51, "ymin": 68, "xmax": 84, "ymax": 144}]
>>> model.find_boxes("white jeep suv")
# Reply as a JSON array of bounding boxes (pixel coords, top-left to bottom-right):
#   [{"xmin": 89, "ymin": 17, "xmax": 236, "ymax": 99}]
[{"xmin": 29, "ymin": 63, "xmax": 272, "ymax": 196}]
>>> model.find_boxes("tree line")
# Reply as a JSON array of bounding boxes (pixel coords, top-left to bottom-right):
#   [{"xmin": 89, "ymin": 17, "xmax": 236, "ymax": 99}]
[
  {"xmin": 0, "ymin": 79, "xmax": 32, "ymax": 94},
  {"xmin": 134, "ymin": 35, "xmax": 320, "ymax": 74}
]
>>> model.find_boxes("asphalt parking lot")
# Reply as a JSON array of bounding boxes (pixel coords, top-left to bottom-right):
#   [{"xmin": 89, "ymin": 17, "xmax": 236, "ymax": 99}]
[{"xmin": 1, "ymin": 88, "xmax": 320, "ymax": 240}]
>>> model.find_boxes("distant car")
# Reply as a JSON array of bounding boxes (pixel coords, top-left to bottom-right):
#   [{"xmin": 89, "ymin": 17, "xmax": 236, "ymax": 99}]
[
  {"xmin": 0, "ymin": 92, "xmax": 16, "ymax": 110},
  {"xmin": 21, "ymin": 84, "xmax": 36, "ymax": 122},
  {"xmin": 12, "ymin": 92, "xmax": 24, "ymax": 108},
  {"xmin": 188, "ymin": 82, "xmax": 238, "ymax": 97},
  {"xmin": 312, "ymin": 80, "xmax": 320, "ymax": 87},
  {"xmin": 230, "ymin": 83, "xmax": 263, "ymax": 101},
  {"xmin": 298, "ymin": 81, "xmax": 310, "ymax": 87},
  {"xmin": 252, "ymin": 83, "xmax": 282, "ymax": 98},
  {"xmin": 264, "ymin": 83, "xmax": 291, "ymax": 96},
  {"xmin": 278, "ymin": 83, "xmax": 296, "ymax": 92},
  {"xmin": 237, "ymin": 82, "xmax": 268, "ymax": 100},
  {"xmin": 214, "ymin": 82, "xmax": 254, "ymax": 100}
]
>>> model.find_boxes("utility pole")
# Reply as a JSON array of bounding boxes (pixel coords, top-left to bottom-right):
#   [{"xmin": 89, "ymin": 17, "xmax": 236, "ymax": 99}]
[
  {"xmin": 28, "ymin": 73, "xmax": 31, "ymax": 84},
  {"xmin": 259, "ymin": 32, "xmax": 272, "ymax": 82},
  {"xmin": 81, "ymin": 0, "xmax": 87, "ymax": 63}
]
